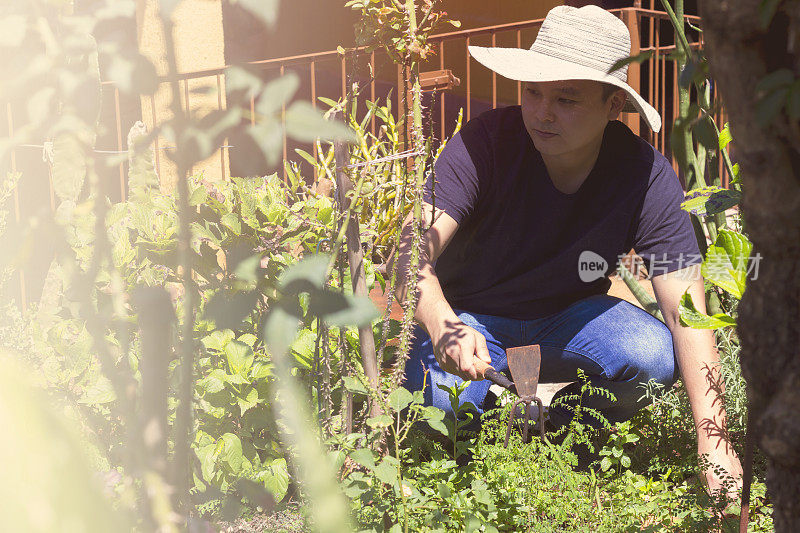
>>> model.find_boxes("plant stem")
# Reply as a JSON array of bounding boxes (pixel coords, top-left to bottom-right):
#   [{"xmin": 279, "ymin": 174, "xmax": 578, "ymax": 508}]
[
  {"xmin": 333, "ymin": 132, "xmax": 381, "ymax": 418},
  {"xmin": 659, "ymin": 0, "xmax": 692, "ymax": 56},
  {"xmin": 162, "ymin": 16, "xmax": 196, "ymax": 516},
  {"xmin": 394, "ymin": 0, "xmax": 428, "ymax": 386},
  {"xmin": 617, "ymin": 261, "xmax": 665, "ymax": 322}
]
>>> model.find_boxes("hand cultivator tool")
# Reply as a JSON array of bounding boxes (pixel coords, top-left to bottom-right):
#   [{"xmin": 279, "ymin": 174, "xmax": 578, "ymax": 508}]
[{"xmin": 475, "ymin": 345, "xmax": 545, "ymax": 447}]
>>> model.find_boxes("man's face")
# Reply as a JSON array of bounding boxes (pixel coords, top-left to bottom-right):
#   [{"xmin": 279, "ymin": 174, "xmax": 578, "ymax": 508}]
[{"xmin": 520, "ymin": 80, "xmax": 623, "ymax": 157}]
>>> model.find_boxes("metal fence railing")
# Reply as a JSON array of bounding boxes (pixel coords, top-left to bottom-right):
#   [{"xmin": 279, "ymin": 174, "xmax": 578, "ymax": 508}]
[{"xmin": 3, "ymin": 6, "xmax": 729, "ymax": 311}]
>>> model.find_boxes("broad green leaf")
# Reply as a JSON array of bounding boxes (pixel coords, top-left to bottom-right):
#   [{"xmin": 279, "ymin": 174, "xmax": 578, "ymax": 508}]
[
  {"xmin": 256, "ymin": 73, "xmax": 300, "ymax": 117},
  {"xmin": 702, "ymin": 229, "xmax": 752, "ymax": 298},
  {"xmin": 315, "ymin": 197, "xmax": 333, "ymax": 225},
  {"xmin": 284, "ymin": 101, "xmax": 358, "ymax": 143},
  {"xmin": 197, "ymin": 369, "xmax": 228, "ymax": 395},
  {"xmin": 234, "ymin": 0, "xmax": 280, "ymax": 28},
  {"xmin": 182, "ymin": 107, "xmax": 243, "ymax": 165},
  {"xmin": 349, "ymin": 448, "xmax": 377, "ymax": 470},
  {"xmin": 307, "ymin": 289, "xmax": 349, "ymax": 317},
  {"xmin": 225, "ymin": 340, "xmax": 255, "ymax": 376},
  {"xmin": 225, "ymin": 65, "xmax": 264, "ymax": 100},
  {"xmin": 757, "ymin": 87, "xmax": 789, "ymax": 127},
  {"xmin": 731, "ymin": 163, "xmax": 741, "ymax": 183},
  {"xmin": 607, "ymin": 51, "xmax": 654, "ymax": 75},
  {"xmin": 279, "ymin": 254, "xmax": 330, "ymax": 293},
  {"xmin": 366, "ymin": 414, "xmax": 393, "ymax": 429},
  {"xmin": 669, "ymin": 116, "xmax": 691, "ymax": 176},
  {"xmin": 250, "ymin": 360, "xmax": 273, "ymax": 380},
  {"xmin": 718, "ymin": 123, "xmax": 733, "ymax": 151},
  {"xmin": 289, "ymin": 328, "xmax": 316, "ymax": 369},
  {"xmin": 422, "ymin": 406, "xmax": 448, "ymax": 436},
  {"xmin": 317, "ymin": 293, "xmax": 379, "ymax": 327},
  {"xmin": 759, "ymin": 0, "xmax": 782, "ymax": 29},
  {"xmin": 256, "ymin": 458, "xmax": 289, "ymax": 502},
  {"xmin": 237, "ymin": 386, "xmax": 260, "ymax": 415},
  {"xmin": 104, "ymin": 53, "xmax": 158, "ymax": 95},
  {"xmin": 342, "ymin": 376, "xmax": 368, "ymax": 396},
  {"xmin": 247, "ymin": 118, "xmax": 284, "ymax": 166},
  {"xmin": 679, "ymin": 291, "xmax": 736, "ymax": 330},
  {"xmin": 294, "ymin": 148, "xmax": 318, "ymax": 166},
  {"xmin": 226, "ymin": 373, "xmax": 250, "ymax": 386},
  {"xmin": 198, "ymin": 442, "xmax": 218, "ymax": 482},
  {"xmin": 789, "ymin": 81, "xmax": 800, "ymax": 122},
  {"xmin": 234, "ymin": 254, "xmax": 262, "ymax": 282},
  {"xmin": 220, "ymin": 212, "xmax": 242, "ymax": 236},
  {"xmin": 372, "ymin": 457, "xmax": 400, "ymax": 487},
  {"xmin": 411, "ymin": 389, "xmax": 425, "ymax": 405},
  {"xmin": 204, "ymin": 290, "xmax": 258, "ymax": 330},
  {"xmin": 679, "ymin": 59, "xmax": 705, "ymax": 88},
  {"xmin": 263, "ymin": 308, "xmax": 300, "ymax": 362},
  {"xmin": 317, "ymin": 96, "xmax": 339, "ymax": 109},
  {"xmin": 387, "ymin": 388, "xmax": 413, "ymax": 412},
  {"xmin": 681, "ymin": 186, "xmax": 741, "ymax": 216},
  {"xmin": 202, "ymin": 329, "xmax": 235, "ymax": 352},
  {"xmin": 53, "ymin": 133, "xmax": 87, "ymax": 203},
  {"xmin": 342, "ymin": 471, "xmax": 371, "ymax": 499},
  {"xmin": 217, "ymin": 433, "xmax": 247, "ymax": 473},
  {"xmin": 692, "ymin": 115, "xmax": 718, "ymax": 151},
  {"xmin": 238, "ymin": 333, "xmax": 258, "ymax": 347},
  {"xmin": 189, "ymin": 184, "xmax": 208, "ymax": 207},
  {"xmin": 78, "ymin": 376, "xmax": 116, "ymax": 405}
]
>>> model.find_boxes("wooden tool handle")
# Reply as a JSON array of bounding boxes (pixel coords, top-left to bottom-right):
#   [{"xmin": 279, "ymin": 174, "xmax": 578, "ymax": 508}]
[{"xmin": 473, "ymin": 358, "xmax": 514, "ymax": 390}]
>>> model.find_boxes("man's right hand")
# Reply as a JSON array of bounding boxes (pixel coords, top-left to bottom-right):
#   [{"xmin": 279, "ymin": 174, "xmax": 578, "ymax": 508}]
[{"xmin": 428, "ymin": 319, "xmax": 492, "ymax": 381}]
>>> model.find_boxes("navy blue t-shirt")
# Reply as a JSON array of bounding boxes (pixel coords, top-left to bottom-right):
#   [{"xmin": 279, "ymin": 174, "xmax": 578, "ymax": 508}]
[{"xmin": 423, "ymin": 105, "xmax": 699, "ymax": 320}]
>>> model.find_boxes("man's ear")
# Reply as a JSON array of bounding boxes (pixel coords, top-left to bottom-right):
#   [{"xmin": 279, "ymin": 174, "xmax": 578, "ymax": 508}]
[{"xmin": 607, "ymin": 89, "xmax": 627, "ymax": 120}]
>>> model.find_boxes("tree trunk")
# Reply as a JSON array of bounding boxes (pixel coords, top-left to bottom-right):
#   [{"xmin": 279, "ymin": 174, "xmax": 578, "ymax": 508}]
[{"xmin": 698, "ymin": 1, "xmax": 800, "ymax": 529}]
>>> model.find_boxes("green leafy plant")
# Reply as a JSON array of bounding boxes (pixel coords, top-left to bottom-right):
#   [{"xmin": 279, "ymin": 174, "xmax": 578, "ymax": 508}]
[
  {"xmin": 598, "ymin": 420, "xmax": 639, "ymax": 475},
  {"xmin": 436, "ymin": 381, "xmax": 477, "ymax": 460},
  {"xmin": 340, "ymin": 370, "xmax": 451, "ymax": 533}
]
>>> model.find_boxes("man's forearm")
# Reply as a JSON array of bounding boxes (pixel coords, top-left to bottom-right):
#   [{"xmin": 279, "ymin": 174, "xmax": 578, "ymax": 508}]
[
  {"xmin": 669, "ymin": 323, "xmax": 731, "ymax": 451},
  {"xmin": 390, "ymin": 208, "xmax": 460, "ymax": 336},
  {"xmin": 407, "ymin": 263, "xmax": 459, "ymax": 336},
  {"xmin": 392, "ymin": 244, "xmax": 458, "ymax": 337},
  {"xmin": 653, "ymin": 270, "xmax": 742, "ymax": 492}
]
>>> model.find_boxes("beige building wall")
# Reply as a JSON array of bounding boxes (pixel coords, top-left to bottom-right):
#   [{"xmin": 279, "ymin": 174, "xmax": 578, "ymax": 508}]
[{"xmin": 136, "ymin": 0, "xmax": 229, "ymax": 191}]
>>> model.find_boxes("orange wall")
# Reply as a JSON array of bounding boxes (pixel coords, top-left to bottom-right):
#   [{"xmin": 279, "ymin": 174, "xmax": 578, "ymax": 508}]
[
  {"xmin": 222, "ymin": 0, "xmax": 566, "ymax": 120},
  {"xmin": 224, "ymin": 0, "xmax": 563, "ymax": 64}
]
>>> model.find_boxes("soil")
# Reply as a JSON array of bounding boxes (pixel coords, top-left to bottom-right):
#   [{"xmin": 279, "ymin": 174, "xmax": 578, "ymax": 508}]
[{"xmin": 215, "ymin": 503, "xmax": 308, "ymax": 533}]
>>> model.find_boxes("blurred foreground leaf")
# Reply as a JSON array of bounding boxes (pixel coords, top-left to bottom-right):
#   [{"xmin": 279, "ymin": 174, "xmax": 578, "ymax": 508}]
[{"xmin": 0, "ymin": 354, "xmax": 127, "ymax": 531}]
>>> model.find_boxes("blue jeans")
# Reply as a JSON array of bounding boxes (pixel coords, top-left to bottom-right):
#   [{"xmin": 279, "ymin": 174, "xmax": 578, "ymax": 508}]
[{"xmin": 404, "ymin": 295, "xmax": 678, "ymax": 429}]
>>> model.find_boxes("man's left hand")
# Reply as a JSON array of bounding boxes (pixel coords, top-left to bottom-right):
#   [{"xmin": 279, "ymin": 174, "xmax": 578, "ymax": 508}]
[{"xmin": 698, "ymin": 440, "xmax": 743, "ymax": 511}]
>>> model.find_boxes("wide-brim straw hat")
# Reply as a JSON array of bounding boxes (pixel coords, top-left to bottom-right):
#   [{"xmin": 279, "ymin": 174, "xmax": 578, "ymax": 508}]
[{"xmin": 468, "ymin": 5, "xmax": 661, "ymax": 132}]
